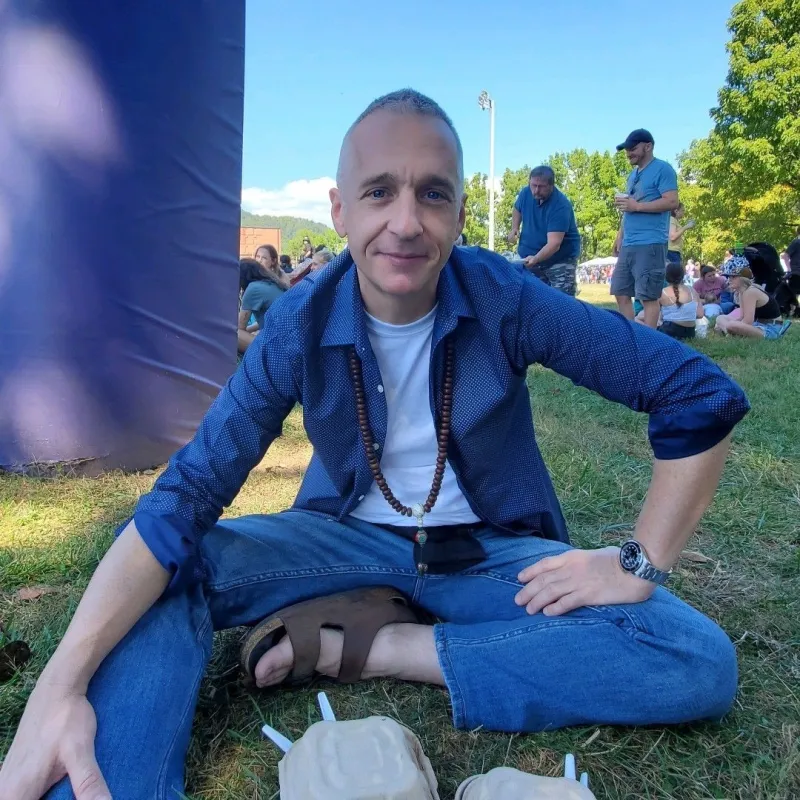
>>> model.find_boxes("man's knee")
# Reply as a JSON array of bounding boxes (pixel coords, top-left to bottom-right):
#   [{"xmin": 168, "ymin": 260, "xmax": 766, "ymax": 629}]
[{"xmin": 668, "ymin": 615, "xmax": 738, "ymax": 722}]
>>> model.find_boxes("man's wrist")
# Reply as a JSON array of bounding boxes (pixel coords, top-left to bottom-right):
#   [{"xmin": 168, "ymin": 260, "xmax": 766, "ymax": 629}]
[{"xmin": 619, "ymin": 539, "xmax": 673, "ymax": 585}]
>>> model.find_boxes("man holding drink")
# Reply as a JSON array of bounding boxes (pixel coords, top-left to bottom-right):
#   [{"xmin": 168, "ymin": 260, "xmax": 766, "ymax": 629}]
[{"xmin": 611, "ymin": 129, "xmax": 680, "ymax": 328}]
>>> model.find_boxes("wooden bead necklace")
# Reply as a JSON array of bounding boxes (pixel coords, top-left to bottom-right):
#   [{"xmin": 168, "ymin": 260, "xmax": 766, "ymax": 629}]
[{"xmin": 348, "ymin": 338, "xmax": 454, "ymax": 574}]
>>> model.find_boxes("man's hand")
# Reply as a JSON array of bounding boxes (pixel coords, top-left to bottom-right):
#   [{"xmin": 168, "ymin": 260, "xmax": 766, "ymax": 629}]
[
  {"xmin": 515, "ymin": 547, "xmax": 655, "ymax": 616},
  {"xmin": 522, "ymin": 256, "xmax": 537, "ymax": 269},
  {"xmin": 612, "ymin": 241, "xmax": 620, "ymax": 257},
  {"xmin": 615, "ymin": 196, "xmax": 640, "ymax": 213},
  {"xmin": 0, "ymin": 686, "xmax": 111, "ymax": 800},
  {"xmin": 507, "ymin": 231, "xmax": 518, "ymax": 245}
]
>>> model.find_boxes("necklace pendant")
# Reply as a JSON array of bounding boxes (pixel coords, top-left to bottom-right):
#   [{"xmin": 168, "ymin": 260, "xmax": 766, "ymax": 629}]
[{"xmin": 414, "ymin": 530, "xmax": 428, "ymax": 545}]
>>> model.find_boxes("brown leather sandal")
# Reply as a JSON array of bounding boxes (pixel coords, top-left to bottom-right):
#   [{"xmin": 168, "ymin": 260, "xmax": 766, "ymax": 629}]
[{"xmin": 240, "ymin": 586, "xmax": 419, "ymax": 685}]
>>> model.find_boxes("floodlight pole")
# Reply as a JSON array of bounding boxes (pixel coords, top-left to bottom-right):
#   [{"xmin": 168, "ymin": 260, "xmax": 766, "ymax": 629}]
[{"xmin": 478, "ymin": 91, "xmax": 496, "ymax": 251}]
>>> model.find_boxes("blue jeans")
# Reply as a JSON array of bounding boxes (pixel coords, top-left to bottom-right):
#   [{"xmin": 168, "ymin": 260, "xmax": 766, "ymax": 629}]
[{"xmin": 47, "ymin": 511, "xmax": 737, "ymax": 799}]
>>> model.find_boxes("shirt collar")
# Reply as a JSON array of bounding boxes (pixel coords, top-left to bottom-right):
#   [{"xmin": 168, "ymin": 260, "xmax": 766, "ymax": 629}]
[
  {"xmin": 320, "ymin": 248, "xmax": 476, "ymax": 349},
  {"xmin": 533, "ymin": 186, "xmax": 557, "ymax": 206}
]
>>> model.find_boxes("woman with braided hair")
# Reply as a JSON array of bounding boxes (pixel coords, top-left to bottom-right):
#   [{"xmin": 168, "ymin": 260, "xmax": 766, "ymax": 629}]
[{"xmin": 656, "ymin": 262, "xmax": 703, "ymax": 339}]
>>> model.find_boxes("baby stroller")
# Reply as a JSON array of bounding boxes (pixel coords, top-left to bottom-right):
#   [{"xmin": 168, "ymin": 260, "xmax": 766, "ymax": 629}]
[{"xmin": 744, "ymin": 242, "xmax": 799, "ymax": 318}]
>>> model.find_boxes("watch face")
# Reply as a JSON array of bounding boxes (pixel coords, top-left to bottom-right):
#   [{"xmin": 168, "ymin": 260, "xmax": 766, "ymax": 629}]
[{"xmin": 620, "ymin": 541, "xmax": 643, "ymax": 572}]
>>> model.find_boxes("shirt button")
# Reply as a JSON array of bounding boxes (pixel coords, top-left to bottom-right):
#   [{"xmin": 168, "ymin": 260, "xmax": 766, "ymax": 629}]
[
  {"xmin": 377, "ymin": 384, "xmax": 384, "ymax": 393},
  {"xmin": 373, "ymin": 442, "xmax": 380, "ymax": 450},
  {"xmin": 358, "ymin": 495, "xmax": 365, "ymax": 501}
]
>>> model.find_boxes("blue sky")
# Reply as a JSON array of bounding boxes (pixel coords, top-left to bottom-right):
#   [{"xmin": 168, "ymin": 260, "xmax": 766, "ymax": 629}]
[{"xmin": 242, "ymin": 0, "xmax": 734, "ymax": 224}]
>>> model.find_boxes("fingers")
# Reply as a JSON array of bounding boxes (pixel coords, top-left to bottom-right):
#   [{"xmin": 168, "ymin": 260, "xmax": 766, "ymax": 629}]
[
  {"xmin": 523, "ymin": 579, "xmax": 574, "ymax": 616},
  {"xmin": 541, "ymin": 593, "xmax": 583, "ymax": 617},
  {"xmin": 65, "ymin": 748, "xmax": 111, "ymax": 800},
  {"xmin": 518, "ymin": 553, "xmax": 569, "ymax": 583}
]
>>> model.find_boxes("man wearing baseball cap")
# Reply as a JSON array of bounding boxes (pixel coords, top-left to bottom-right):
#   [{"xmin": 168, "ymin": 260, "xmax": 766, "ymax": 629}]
[{"xmin": 612, "ymin": 129, "xmax": 680, "ymax": 328}]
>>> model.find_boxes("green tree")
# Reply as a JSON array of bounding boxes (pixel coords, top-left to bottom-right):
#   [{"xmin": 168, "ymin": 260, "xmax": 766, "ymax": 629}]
[
  {"xmin": 283, "ymin": 227, "xmax": 346, "ymax": 261},
  {"xmin": 463, "ymin": 173, "xmax": 490, "ymax": 248},
  {"xmin": 677, "ymin": 0, "xmax": 800, "ymax": 261},
  {"xmin": 713, "ymin": 0, "xmax": 800, "ymax": 197},
  {"xmin": 241, "ymin": 212, "xmax": 333, "ymax": 240},
  {"xmin": 547, "ymin": 149, "xmax": 629, "ymax": 258},
  {"xmin": 495, "ymin": 166, "xmax": 530, "ymax": 247},
  {"xmin": 495, "ymin": 153, "xmax": 627, "ymax": 258}
]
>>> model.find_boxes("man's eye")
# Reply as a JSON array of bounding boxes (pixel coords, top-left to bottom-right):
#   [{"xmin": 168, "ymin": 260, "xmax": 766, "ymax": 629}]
[
  {"xmin": 369, "ymin": 189, "xmax": 386, "ymax": 199},
  {"xmin": 425, "ymin": 190, "xmax": 446, "ymax": 201}
]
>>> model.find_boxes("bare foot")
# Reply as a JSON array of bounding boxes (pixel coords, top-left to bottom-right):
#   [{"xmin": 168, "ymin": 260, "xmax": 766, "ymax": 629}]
[
  {"xmin": 254, "ymin": 627, "xmax": 346, "ymax": 688},
  {"xmin": 253, "ymin": 623, "xmax": 444, "ymax": 689}
]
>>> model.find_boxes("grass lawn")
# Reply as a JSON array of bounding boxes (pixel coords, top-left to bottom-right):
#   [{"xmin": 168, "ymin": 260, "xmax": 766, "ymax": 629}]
[{"xmin": 1, "ymin": 284, "xmax": 798, "ymax": 799}]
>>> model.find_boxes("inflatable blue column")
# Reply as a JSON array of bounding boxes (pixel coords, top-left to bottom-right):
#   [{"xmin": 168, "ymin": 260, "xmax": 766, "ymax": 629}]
[{"xmin": 0, "ymin": 1, "xmax": 245, "ymax": 475}]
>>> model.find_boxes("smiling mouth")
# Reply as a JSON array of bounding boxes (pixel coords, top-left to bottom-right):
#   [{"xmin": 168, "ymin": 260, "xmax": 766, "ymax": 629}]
[{"xmin": 381, "ymin": 252, "xmax": 427, "ymax": 261}]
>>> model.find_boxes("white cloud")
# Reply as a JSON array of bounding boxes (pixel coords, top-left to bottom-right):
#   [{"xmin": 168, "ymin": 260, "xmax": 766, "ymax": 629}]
[{"xmin": 242, "ymin": 177, "xmax": 336, "ymax": 225}]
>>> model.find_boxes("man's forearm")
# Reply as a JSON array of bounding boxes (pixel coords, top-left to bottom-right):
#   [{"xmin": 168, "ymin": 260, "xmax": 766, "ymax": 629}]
[
  {"xmin": 528, "ymin": 241, "xmax": 560, "ymax": 266},
  {"xmin": 633, "ymin": 434, "xmax": 732, "ymax": 570},
  {"xmin": 511, "ymin": 209, "xmax": 522, "ymax": 235},
  {"xmin": 37, "ymin": 522, "xmax": 170, "ymax": 694},
  {"xmin": 635, "ymin": 197, "xmax": 679, "ymax": 213}
]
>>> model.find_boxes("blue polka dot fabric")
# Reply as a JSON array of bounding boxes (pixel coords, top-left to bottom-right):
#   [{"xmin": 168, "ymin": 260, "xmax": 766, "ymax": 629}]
[{"xmin": 131, "ymin": 248, "xmax": 750, "ymax": 591}]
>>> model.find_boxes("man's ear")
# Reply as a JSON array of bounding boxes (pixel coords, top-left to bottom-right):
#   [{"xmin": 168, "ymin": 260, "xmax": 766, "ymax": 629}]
[
  {"xmin": 330, "ymin": 187, "xmax": 347, "ymax": 237},
  {"xmin": 457, "ymin": 192, "xmax": 467, "ymax": 237}
]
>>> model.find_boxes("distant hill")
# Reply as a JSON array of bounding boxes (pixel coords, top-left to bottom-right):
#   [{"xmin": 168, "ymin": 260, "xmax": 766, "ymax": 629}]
[{"xmin": 241, "ymin": 211, "xmax": 333, "ymax": 239}]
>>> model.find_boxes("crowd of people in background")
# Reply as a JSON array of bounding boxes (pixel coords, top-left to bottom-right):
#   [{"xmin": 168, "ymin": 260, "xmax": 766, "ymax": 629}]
[
  {"xmin": 237, "ymin": 239, "xmax": 338, "ymax": 353},
  {"xmin": 507, "ymin": 126, "xmax": 797, "ymax": 343},
  {"xmin": 242, "ymin": 133, "xmax": 799, "ymax": 354}
]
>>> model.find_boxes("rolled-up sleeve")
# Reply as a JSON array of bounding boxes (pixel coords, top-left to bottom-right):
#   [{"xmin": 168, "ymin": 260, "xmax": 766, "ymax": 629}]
[
  {"xmin": 123, "ymin": 316, "xmax": 300, "ymax": 593},
  {"xmin": 515, "ymin": 277, "xmax": 750, "ymax": 459}
]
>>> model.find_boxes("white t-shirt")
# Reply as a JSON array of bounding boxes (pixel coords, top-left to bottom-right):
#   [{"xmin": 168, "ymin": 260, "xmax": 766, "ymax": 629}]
[{"xmin": 349, "ymin": 306, "xmax": 480, "ymax": 527}]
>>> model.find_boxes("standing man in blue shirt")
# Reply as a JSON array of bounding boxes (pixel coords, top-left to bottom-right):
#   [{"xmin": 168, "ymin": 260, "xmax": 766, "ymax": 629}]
[
  {"xmin": 1, "ymin": 91, "xmax": 748, "ymax": 800},
  {"xmin": 508, "ymin": 166, "xmax": 581, "ymax": 296},
  {"xmin": 612, "ymin": 129, "xmax": 680, "ymax": 328}
]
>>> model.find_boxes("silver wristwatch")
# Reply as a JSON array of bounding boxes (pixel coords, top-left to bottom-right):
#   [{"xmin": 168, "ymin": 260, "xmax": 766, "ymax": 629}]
[{"xmin": 619, "ymin": 540, "xmax": 672, "ymax": 585}]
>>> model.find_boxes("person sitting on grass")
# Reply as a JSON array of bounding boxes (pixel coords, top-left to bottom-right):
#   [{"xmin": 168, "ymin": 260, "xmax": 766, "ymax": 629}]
[
  {"xmin": 290, "ymin": 248, "xmax": 334, "ymax": 285},
  {"xmin": 693, "ymin": 265, "xmax": 732, "ymax": 317},
  {"xmin": 310, "ymin": 249, "xmax": 334, "ymax": 272},
  {"xmin": 657, "ymin": 263, "xmax": 704, "ymax": 339},
  {"xmin": 255, "ymin": 244, "xmax": 292, "ymax": 290},
  {"xmin": 715, "ymin": 257, "xmax": 791, "ymax": 340},
  {"xmin": 237, "ymin": 255, "xmax": 287, "ymax": 354},
  {"xmin": 0, "ymin": 89, "xmax": 751, "ymax": 800}
]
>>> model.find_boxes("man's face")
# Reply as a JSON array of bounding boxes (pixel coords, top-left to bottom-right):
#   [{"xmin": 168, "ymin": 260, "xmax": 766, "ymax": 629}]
[
  {"xmin": 529, "ymin": 177, "xmax": 553, "ymax": 203},
  {"xmin": 625, "ymin": 141, "xmax": 650, "ymax": 166},
  {"xmin": 330, "ymin": 111, "xmax": 465, "ymax": 304}
]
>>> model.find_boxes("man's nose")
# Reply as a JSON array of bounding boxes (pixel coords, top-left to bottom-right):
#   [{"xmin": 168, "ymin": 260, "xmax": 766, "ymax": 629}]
[{"xmin": 387, "ymin": 191, "xmax": 424, "ymax": 239}]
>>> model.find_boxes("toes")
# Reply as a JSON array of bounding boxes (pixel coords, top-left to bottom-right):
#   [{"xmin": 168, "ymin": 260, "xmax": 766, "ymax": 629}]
[{"xmin": 254, "ymin": 637, "xmax": 293, "ymax": 687}]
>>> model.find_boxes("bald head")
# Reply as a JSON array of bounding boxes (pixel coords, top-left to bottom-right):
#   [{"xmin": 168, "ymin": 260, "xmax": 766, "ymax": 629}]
[{"xmin": 336, "ymin": 89, "xmax": 464, "ymax": 189}]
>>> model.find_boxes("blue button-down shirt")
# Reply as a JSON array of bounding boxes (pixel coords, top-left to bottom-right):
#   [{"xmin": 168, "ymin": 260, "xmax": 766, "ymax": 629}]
[{"xmin": 131, "ymin": 247, "xmax": 750, "ymax": 591}]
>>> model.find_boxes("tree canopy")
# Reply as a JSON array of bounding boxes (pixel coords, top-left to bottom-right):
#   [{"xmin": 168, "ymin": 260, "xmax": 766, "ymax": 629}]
[
  {"xmin": 241, "ymin": 211, "xmax": 333, "ymax": 240},
  {"xmin": 467, "ymin": 150, "xmax": 628, "ymax": 260},
  {"xmin": 678, "ymin": 0, "xmax": 800, "ymax": 262},
  {"xmin": 466, "ymin": 0, "xmax": 800, "ymax": 265},
  {"xmin": 241, "ymin": 212, "xmax": 345, "ymax": 259},
  {"xmin": 282, "ymin": 227, "xmax": 346, "ymax": 261}
]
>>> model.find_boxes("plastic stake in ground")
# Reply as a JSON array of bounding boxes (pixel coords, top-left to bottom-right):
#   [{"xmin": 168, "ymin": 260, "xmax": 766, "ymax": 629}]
[
  {"xmin": 317, "ymin": 691, "xmax": 336, "ymax": 721},
  {"xmin": 261, "ymin": 723, "xmax": 293, "ymax": 753}
]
